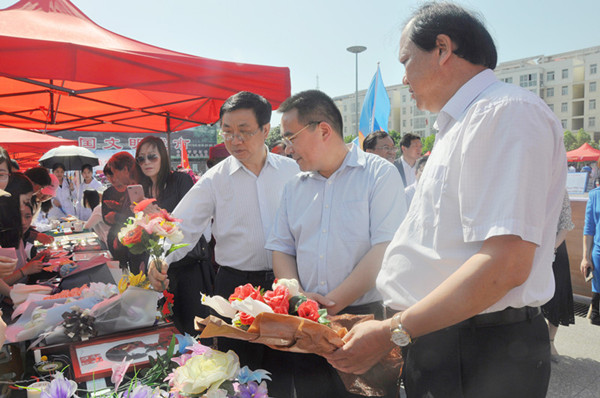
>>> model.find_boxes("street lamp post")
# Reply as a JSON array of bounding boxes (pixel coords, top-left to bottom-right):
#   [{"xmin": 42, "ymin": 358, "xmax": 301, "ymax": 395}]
[{"xmin": 347, "ymin": 45, "xmax": 367, "ymax": 139}]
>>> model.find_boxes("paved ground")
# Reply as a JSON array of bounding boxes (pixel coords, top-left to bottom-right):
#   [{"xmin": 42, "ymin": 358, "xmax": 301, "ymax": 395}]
[{"xmin": 399, "ymin": 303, "xmax": 600, "ymax": 398}]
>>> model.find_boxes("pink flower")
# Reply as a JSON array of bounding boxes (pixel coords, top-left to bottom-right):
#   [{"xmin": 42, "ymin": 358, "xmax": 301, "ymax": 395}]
[{"xmin": 111, "ymin": 358, "xmax": 133, "ymax": 391}]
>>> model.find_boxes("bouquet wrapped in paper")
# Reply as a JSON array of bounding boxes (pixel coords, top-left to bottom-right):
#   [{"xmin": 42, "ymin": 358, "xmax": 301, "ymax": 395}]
[{"xmin": 196, "ymin": 279, "xmax": 402, "ymax": 397}]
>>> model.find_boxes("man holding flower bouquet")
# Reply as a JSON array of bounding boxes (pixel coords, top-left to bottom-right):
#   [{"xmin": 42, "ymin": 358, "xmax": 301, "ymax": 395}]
[
  {"xmin": 148, "ymin": 91, "xmax": 299, "ymax": 397},
  {"xmin": 266, "ymin": 90, "xmax": 407, "ymax": 397}
]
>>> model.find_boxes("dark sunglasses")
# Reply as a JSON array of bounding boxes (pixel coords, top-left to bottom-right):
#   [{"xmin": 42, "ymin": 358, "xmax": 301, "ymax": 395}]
[{"xmin": 136, "ymin": 153, "xmax": 159, "ymax": 164}]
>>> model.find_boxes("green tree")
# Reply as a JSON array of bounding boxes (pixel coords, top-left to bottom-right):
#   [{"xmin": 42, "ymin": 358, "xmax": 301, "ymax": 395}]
[
  {"xmin": 422, "ymin": 134, "xmax": 436, "ymax": 154},
  {"xmin": 563, "ymin": 130, "xmax": 576, "ymax": 151},
  {"xmin": 344, "ymin": 134, "xmax": 356, "ymax": 144},
  {"xmin": 266, "ymin": 126, "xmax": 282, "ymax": 149},
  {"xmin": 389, "ymin": 130, "xmax": 402, "ymax": 146}
]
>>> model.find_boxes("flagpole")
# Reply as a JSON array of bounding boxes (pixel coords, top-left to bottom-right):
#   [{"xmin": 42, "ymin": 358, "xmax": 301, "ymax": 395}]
[{"xmin": 347, "ymin": 46, "xmax": 367, "ymax": 139}]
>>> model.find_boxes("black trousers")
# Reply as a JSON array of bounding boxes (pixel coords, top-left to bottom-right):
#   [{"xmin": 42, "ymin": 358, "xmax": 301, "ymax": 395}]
[
  {"xmin": 402, "ymin": 310, "xmax": 551, "ymax": 398},
  {"xmin": 285, "ymin": 301, "xmax": 384, "ymax": 398},
  {"xmin": 213, "ymin": 266, "xmax": 293, "ymax": 397}
]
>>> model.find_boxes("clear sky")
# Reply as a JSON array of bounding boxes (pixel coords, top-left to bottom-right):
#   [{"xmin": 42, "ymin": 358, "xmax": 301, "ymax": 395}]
[{"xmin": 1, "ymin": 0, "xmax": 599, "ymax": 124}]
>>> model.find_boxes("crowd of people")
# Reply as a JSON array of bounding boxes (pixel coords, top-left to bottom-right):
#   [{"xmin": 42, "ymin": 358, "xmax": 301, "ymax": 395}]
[{"xmin": 1, "ymin": 2, "xmax": 599, "ymax": 397}]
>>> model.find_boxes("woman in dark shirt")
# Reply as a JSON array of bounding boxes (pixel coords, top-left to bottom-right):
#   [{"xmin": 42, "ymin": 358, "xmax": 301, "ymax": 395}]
[{"xmin": 135, "ymin": 136, "xmax": 214, "ymax": 335}]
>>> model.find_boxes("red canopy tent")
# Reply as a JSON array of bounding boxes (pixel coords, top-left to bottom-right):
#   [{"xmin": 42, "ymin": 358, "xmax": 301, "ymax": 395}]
[
  {"xmin": 0, "ymin": 128, "xmax": 77, "ymax": 168},
  {"xmin": 566, "ymin": 142, "xmax": 600, "ymax": 162},
  {"xmin": 0, "ymin": 0, "xmax": 290, "ymax": 134}
]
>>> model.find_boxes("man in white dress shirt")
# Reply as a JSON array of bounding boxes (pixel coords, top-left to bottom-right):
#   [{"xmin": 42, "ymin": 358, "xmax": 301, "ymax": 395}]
[
  {"xmin": 327, "ymin": 3, "xmax": 566, "ymax": 398},
  {"xmin": 148, "ymin": 91, "xmax": 299, "ymax": 397},
  {"xmin": 266, "ymin": 90, "xmax": 406, "ymax": 397}
]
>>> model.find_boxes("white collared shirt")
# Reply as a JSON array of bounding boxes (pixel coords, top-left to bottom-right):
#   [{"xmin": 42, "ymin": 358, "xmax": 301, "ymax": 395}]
[
  {"xmin": 166, "ymin": 152, "xmax": 299, "ymax": 271},
  {"xmin": 377, "ymin": 69, "xmax": 567, "ymax": 313},
  {"xmin": 400, "ymin": 156, "xmax": 417, "ymax": 187},
  {"xmin": 266, "ymin": 144, "xmax": 407, "ymax": 306}
]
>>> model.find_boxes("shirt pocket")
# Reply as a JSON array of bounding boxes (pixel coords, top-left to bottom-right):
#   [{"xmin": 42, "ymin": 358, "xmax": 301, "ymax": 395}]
[{"xmin": 414, "ymin": 164, "xmax": 447, "ymax": 229}]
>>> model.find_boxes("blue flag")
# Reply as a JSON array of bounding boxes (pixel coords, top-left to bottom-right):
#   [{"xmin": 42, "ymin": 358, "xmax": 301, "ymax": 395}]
[{"xmin": 358, "ymin": 65, "xmax": 391, "ymax": 147}]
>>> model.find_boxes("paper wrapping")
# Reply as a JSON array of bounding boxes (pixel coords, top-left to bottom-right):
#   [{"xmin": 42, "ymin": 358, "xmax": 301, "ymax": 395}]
[{"xmin": 196, "ymin": 312, "xmax": 402, "ymax": 397}]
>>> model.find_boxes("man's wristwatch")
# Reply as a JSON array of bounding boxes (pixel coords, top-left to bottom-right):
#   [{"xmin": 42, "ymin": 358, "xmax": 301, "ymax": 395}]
[{"xmin": 390, "ymin": 312, "xmax": 412, "ymax": 347}]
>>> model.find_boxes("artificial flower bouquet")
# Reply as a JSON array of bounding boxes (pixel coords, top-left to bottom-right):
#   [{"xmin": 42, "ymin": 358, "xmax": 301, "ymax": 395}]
[
  {"xmin": 118, "ymin": 198, "xmax": 188, "ymax": 319},
  {"xmin": 196, "ymin": 279, "xmax": 402, "ymax": 396},
  {"xmin": 19, "ymin": 333, "xmax": 272, "ymax": 398}
]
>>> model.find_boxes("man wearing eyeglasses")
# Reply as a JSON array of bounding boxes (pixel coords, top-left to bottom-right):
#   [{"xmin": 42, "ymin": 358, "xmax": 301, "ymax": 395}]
[
  {"xmin": 362, "ymin": 130, "xmax": 398, "ymax": 163},
  {"xmin": 266, "ymin": 90, "xmax": 406, "ymax": 397},
  {"xmin": 148, "ymin": 91, "xmax": 299, "ymax": 397}
]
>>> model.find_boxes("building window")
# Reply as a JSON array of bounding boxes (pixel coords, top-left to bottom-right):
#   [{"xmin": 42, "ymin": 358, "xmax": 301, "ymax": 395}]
[
  {"xmin": 591, "ymin": 64, "xmax": 597, "ymax": 75},
  {"xmin": 591, "ymin": 82, "xmax": 597, "ymax": 92},
  {"xmin": 402, "ymin": 120, "xmax": 406, "ymax": 127},
  {"xmin": 561, "ymin": 103, "xmax": 568, "ymax": 112},
  {"xmin": 414, "ymin": 118, "xmax": 427, "ymax": 129},
  {"xmin": 546, "ymin": 87, "xmax": 554, "ymax": 97},
  {"xmin": 501, "ymin": 77, "xmax": 513, "ymax": 84},
  {"xmin": 590, "ymin": 117, "xmax": 596, "ymax": 128},
  {"xmin": 591, "ymin": 99, "xmax": 597, "ymax": 110},
  {"xmin": 519, "ymin": 73, "xmax": 537, "ymax": 87},
  {"xmin": 402, "ymin": 95, "xmax": 406, "ymax": 102},
  {"xmin": 547, "ymin": 71, "xmax": 555, "ymax": 81},
  {"xmin": 561, "ymin": 119, "xmax": 567, "ymax": 129},
  {"xmin": 562, "ymin": 69, "xmax": 568, "ymax": 79},
  {"xmin": 561, "ymin": 86, "xmax": 568, "ymax": 96},
  {"xmin": 402, "ymin": 108, "xmax": 406, "ymax": 115},
  {"xmin": 548, "ymin": 103, "xmax": 554, "ymax": 111}
]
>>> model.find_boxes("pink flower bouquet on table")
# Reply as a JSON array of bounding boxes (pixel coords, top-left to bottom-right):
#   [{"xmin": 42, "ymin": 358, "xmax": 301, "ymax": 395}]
[
  {"xmin": 118, "ymin": 198, "xmax": 188, "ymax": 320},
  {"xmin": 196, "ymin": 279, "xmax": 403, "ymax": 397}
]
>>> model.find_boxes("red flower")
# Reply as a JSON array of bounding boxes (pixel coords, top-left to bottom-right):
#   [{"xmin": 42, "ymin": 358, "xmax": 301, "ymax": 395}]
[
  {"xmin": 263, "ymin": 286, "xmax": 290, "ymax": 314},
  {"xmin": 297, "ymin": 299, "xmax": 320, "ymax": 322},
  {"xmin": 239, "ymin": 312, "xmax": 255, "ymax": 326},
  {"xmin": 121, "ymin": 225, "xmax": 144, "ymax": 246},
  {"xmin": 133, "ymin": 198, "xmax": 157, "ymax": 213},
  {"xmin": 229, "ymin": 283, "xmax": 264, "ymax": 303},
  {"xmin": 161, "ymin": 290, "xmax": 174, "ymax": 318}
]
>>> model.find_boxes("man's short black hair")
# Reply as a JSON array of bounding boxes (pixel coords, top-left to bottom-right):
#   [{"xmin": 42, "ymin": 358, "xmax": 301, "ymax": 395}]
[
  {"xmin": 363, "ymin": 131, "xmax": 392, "ymax": 151},
  {"xmin": 51, "ymin": 162, "xmax": 66, "ymax": 172},
  {"xmin": 407, "ymin": 2, "xmax": 497, "ymax": 69},
  {"xmin": 400, "ymin": 133, "xmax": 421, "ymax": 149},
  {"xmin": 24, "ymin": 167, "xmax": 51, "ymax": 187},
  {"xmin": 278, "ymin": 90, "xmax": 343, "ymax": 138},
  {"xmin": 219, "ymin": 91, "xmax": 272, "ymax": 127},
  {"xmin": 81, "ymin": 164, "xmax": 94, "ymax": 173}
]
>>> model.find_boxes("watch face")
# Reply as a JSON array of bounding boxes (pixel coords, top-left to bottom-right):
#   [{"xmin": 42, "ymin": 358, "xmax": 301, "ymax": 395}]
[{"xmin": 391, "ymin": 328, "xmax": 411, "ymax": 346}]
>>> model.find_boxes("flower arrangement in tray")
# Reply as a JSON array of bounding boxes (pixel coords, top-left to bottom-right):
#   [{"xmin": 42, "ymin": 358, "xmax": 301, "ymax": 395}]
[
  {"xmin": 118, "ymin": 198, "xmax": 188, "ymax": 319},
  {"xmin": 18, "ymin": 333, "xmax": 271, "ymax": 398}
]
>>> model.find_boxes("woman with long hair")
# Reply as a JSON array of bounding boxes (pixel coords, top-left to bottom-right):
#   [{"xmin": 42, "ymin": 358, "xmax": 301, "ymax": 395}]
[{"xmin": 135, "ymin": 136, "xmax": 214, "ymax": 335}]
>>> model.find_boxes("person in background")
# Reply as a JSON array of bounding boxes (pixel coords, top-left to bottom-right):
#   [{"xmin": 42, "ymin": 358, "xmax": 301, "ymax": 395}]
[
  {"xmin": 394, "ymin": 132, "xmax": 422, "ymax": 188},
  {"xmin": 5, "ymin": 172, "xmax": 34, "ymax": 213},
  {"xmin": 104, "ymin": 153, "xmax": 144, "ymax": 273},
  {"xmin": 47, "ymin": 162, "xmax": 76, "ymax": 220},
  {"xmin": 404, "ymin": 155, "xmax": 429, "ymax": 208},
  {"xmin": 581, "ymin": 163, "xmax": 600, "ymax": 326},
  {"xmin": 76, "ymin": 164, "xmax": 103, "ymax": 221},
  {"xmin": 83, "ymin": 189, "xmax": 109, "ymax": 248},
  {"xmin": 148, "ymin": 91, "xmax": 299, "ymax": 397},
  {"xmin": 23, "ymin": 166, "xmax": 51, "ymax": 203},
  {"xmin": 0, "ymin": 194, "xmax": 20, "ymax": 298},
  {"xmin": 0, "ymin": 147, "xmax": 12, "ymax": 191},
  {"xmin": 363, "ymin": 130, "xmax": 398, "ymax": 163},
  {"xmin": 328, "ymin": 3, "xmax": 565, "ymax": 397},
  {"xmin": 136, "ymin": 135, "xmax": 214, "ymax": 335},
  {"xmin": 267, "ymin": 90, "xmax": 406, "ymax": 398},
  {"xmin": 270, "ymin": 140, "xmax": 286, "ymax": 156},
  {"xmin": 542, "ymin": 191, "xmax": 575, "ymax": 361}
]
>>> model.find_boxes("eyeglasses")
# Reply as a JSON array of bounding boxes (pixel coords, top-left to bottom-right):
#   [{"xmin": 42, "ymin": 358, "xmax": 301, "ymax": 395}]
[
  {"xmin": 374, "ymin": 146, "xmax": 398, "ymax": 152},
  {"xmin": 136, "ymin": 153, "xmax": 159, "ymax": 164},
  {"xmin": 282, "ymin": 121, "xmax": 323, "ymax": 147},
  {"xmin": 219, "ymin": 128, "xmax": 261, "ymax": 143}
]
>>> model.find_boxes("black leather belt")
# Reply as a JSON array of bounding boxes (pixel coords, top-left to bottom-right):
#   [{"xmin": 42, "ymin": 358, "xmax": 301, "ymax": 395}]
[
  {"xmin": 457, "ymin": 306, "xmax": 541, "ymax": 328},
  {"xmin": 384, "ymin": 306, "xmax": 541, "ymax": 328},
  {"xmin": 218, "ymin": 266, "xmax": 274, "ymax": 281}
]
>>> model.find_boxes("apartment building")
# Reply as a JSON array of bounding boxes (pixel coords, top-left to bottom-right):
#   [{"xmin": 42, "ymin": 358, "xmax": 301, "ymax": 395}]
[{"xmin": 333, "ymin": 46, "xmax": 600, "ymax": 140}]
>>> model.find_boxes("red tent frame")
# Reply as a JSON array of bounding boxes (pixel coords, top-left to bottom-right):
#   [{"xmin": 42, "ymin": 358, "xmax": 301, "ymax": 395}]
[
  {"xmin": 0, "ymin": 0, "xmax": 290, "ymax": 135},
  {"xmin": 566, "ymin": 142, "xmax": 600, "ymax": 162},
  {"xmin": 0, "ymin": 127, "xmax": 77, "ymax": 168}
]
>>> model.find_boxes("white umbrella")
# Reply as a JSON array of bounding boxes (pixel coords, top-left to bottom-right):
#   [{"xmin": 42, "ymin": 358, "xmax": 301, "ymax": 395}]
[{"xmin": 38, "ymin": 145, "xmax": 99, "ymax": 170}]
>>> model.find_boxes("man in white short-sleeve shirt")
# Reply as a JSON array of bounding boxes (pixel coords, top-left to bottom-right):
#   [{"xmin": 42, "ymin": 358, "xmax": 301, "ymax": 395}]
[
  {"xmin": 327, "ymin": 4, "xmax": 566, "ymax": 398},
  {"xmin": 267, "ymin": 90, "xmax": 406, "ymax": 398}
]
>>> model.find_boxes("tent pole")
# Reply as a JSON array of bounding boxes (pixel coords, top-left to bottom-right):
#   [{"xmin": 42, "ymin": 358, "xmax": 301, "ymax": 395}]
[{"xmin": 166, "ymin": 113, "xmax": 172, "ymax": 165}]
